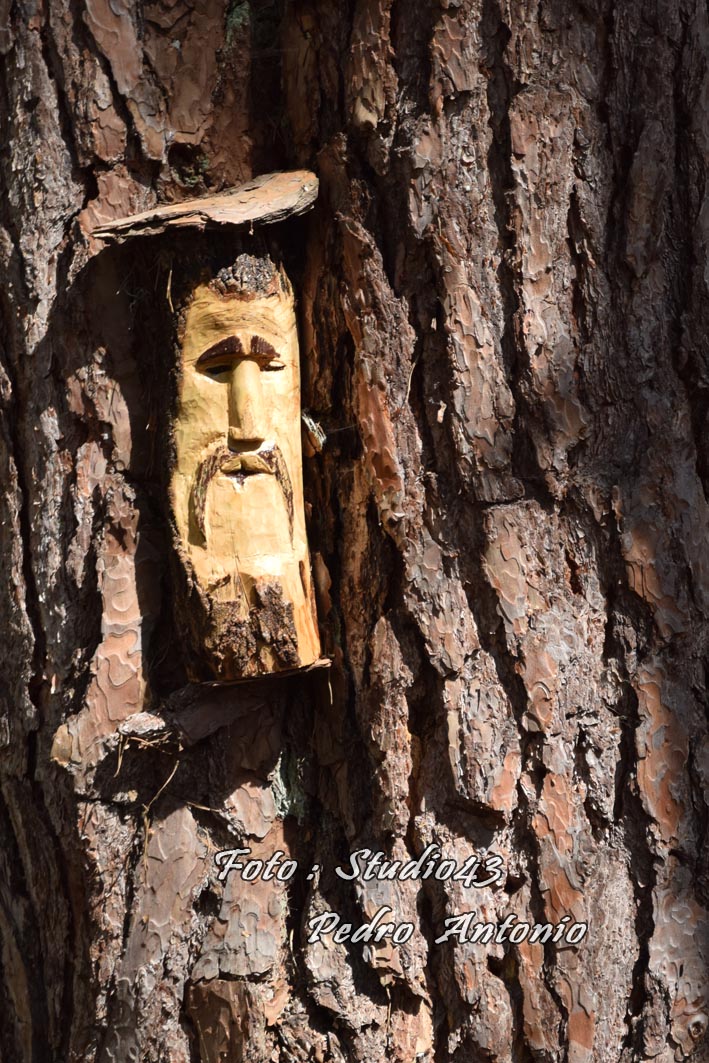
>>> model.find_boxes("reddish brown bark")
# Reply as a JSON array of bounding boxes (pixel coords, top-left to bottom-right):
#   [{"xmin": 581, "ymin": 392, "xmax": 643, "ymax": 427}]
[{"xmin": 1, "ymin": 1, "xmax": 708, "ymax": 1061}]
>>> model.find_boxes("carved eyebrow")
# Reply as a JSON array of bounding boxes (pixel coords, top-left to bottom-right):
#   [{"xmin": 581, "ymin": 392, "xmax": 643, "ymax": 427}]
[
  {"xmin": 196, "ymin": 336, "xmax": 244, "ymax": 368},
  {"xmin": 251, "ymin": 336, "xmax": 278, "ymax": 361}
]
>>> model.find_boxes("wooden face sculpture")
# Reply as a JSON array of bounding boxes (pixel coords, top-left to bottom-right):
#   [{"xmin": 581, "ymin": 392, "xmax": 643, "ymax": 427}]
[{"xmin": 170, "ymin": 255, "xmax": 320, "ymax": 679}]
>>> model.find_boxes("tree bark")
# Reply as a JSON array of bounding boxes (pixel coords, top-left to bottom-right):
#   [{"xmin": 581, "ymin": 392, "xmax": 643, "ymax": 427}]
[{"xmin": 1, "ymin": 1, "xmax": 709, "ymax": 1061}]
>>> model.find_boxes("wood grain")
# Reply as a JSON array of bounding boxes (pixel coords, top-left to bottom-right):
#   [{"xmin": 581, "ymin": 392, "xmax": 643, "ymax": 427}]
[{"xmin": 92, "ymin": 170, "xmax": 319, "ymax": 242}]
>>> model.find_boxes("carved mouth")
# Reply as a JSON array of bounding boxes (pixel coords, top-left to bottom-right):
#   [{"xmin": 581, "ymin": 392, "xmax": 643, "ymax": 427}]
[
  {"xmin": 221, "ymin": 452, "xmax": 275, "ymax": 477},
  {"xmin": 191, "ymin": 442, "xmax": 295, "ymax": 544}
]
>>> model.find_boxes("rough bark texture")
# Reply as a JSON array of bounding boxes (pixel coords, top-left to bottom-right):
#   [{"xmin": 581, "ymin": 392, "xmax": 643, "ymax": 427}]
[{"xmin": 1, "ymin": 2, "xmax": 709, "ymax": 1062}]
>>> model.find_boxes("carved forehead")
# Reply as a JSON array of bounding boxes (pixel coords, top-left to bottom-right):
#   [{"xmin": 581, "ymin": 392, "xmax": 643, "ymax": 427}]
[{"xmin": 180, "ymin": 283, "xmax": 296, "ymax": 364}]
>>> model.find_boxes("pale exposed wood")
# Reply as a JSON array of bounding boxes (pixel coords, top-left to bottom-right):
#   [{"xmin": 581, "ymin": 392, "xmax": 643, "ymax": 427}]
[
  {"xmin": 171, "ymin": 273, "xmax": 321, "ymax": 678},
  {"xmin": 91, "ymin": 170, "xmax": 319, "ymax": 242},
  {"xmin": 2, "ymin": 2, "xmax": 709, "ymax": 1062}
]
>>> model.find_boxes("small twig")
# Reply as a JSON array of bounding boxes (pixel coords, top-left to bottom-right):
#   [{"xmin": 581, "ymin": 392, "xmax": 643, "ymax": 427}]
[
  {"xmin": 404, "ymin": 354, "xmax": 420, "ymax": 405},
  {"xmin": 141, "ymin": 759, "xmax": 180, "ymax": 873},
  {"xmin": 145, "ymin": 759, "xmax": 180, "ymax": 815},
  {"xmin": 166, "ymin": 267, "xmax": 174, "ymax": 312},
  {"xmin": 185, "ymin": 799, "xmax": 226, "ymax": 815},
  {"xmin": 113, "ymin": 734, "xmax": 126, "ymax": 777}
]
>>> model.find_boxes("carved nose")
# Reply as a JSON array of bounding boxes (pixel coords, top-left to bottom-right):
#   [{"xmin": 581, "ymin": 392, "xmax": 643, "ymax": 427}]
[{"xmin": 228, "ymin": 360, "xmax": 267, "ymax": 449}]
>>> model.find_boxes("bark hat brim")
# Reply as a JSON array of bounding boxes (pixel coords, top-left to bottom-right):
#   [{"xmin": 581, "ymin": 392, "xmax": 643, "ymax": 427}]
[{"xmin": 91, "ymin": 170, "xmax": 318, "ymax": 244}]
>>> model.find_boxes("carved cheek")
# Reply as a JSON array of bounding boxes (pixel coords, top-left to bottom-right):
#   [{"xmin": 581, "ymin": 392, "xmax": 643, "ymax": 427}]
[
  {"xmin": 176, "ymin": 373, "xmax": 228, "ymax": 458},
  {"xmin": 267, "ymin": 366, "xmax": 300, "ymax": 463}
]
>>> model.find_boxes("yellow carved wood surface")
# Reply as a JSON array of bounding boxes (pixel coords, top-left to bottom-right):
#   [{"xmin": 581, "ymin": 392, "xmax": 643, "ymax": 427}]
[{"xmin": 171, "ymin": 273, "xmax": 321, "ymax": 677}]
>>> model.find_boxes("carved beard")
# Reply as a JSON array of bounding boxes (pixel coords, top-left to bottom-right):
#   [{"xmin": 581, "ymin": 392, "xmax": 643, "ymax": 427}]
[{"xmin": 190, "ymin": 442, "xmax": 294, "ymax": 546}]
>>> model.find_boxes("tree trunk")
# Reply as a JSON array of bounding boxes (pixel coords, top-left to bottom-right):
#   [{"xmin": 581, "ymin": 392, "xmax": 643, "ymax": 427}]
[{"xmin": 1, "ymin": 1, "xmax": 708, "ymax": 1061}]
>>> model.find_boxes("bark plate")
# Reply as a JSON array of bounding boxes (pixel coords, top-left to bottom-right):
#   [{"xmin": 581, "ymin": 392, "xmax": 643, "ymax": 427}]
[{"xmin": 92, "ymin": 170, "xmax": 318, "ymax": 242}]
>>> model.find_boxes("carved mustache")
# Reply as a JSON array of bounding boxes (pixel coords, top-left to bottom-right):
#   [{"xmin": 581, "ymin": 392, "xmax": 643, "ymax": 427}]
[{"xmin": 191, "ymin": 443, "xmax": 294, "ymax": 545}]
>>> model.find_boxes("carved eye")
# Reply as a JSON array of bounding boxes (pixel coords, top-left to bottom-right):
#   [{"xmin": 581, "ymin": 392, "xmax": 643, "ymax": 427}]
[
  {"xmin": 196, "ymin": 337, "xmax": 244, "ymax": 378},
  {"xmin": 262, "ymin": 358, "xmax": 286, "ymax": 372}
]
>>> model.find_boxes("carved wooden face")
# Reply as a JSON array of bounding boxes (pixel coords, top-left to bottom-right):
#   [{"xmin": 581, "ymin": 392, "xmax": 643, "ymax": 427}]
[{"xmin": 170, "ymin": 266, "xmax": 320, "ymax": 679}]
